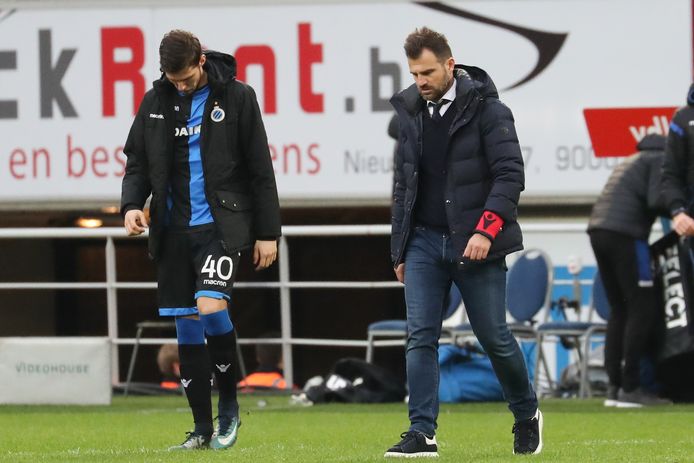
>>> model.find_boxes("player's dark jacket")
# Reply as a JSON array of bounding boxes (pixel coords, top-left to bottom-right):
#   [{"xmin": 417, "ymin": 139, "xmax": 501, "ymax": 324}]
[
  {"xmin": 661, "ymin": 83, "xmax": 694, "ymax": 217},
  {"xmin": 389, "ymin": 65, "xmax": 524, "ymax": 266},
  {"xmin": 121, "ymin": 51, "xmax": 281, "ymax": 260}
]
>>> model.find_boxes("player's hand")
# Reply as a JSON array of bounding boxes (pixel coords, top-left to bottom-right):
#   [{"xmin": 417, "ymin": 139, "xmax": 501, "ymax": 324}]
[
  {"xmin": 124, "ymin": 209, "xmax": 148, "ymax": 236},
  {"xmin": 463, "ymin": 233, "xmax": 492, "ymax": 261},
  {"xmin": 672, "ymin": 212, "xmax": 694, "ymax": 236},
  {"xmin": 394, "ymin": 263, "xmax": 405, "ymax": 283},
  {"xmin": 253, "ymin": 239, "xmax": 277, "ymax": 270}
]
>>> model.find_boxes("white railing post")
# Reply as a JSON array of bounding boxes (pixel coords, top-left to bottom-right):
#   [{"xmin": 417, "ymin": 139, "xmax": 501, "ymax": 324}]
[
  {"xmin": 278, "ymin": 235, "xmax": 293, "ymax": 390},
  {"xmin": 105, "ymin": 236, "xmax": 119, "ymax": 385}
]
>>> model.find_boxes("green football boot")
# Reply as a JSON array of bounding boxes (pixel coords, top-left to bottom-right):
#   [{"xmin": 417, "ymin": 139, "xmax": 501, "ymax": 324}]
[{"xmin": 210, "ymin": 416, "xmax": 241, "ymax": 450}]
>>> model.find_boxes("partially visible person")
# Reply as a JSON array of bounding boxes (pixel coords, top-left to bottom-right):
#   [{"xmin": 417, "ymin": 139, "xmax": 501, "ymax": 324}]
[
  {"xmin": 661, "ymin": 83, "xmax": 694, "ymax": 237},
  {"xmin": 588, "ymin": 134, "xmax": 672, "ymax": 407},
  {"xmin": 121, "ymin": 30, "xmax": 281, "ymax": 451},
  {"xmin": 157, "ymin": 343, "xmax": 181, "ymax": 390},
  {"xmin": 387, "ymin": 27, "xmax": 540, "ymax": 458},
  {"xmin": 238, "ymin": 332, "xmax": 290, "ymax": 391}
]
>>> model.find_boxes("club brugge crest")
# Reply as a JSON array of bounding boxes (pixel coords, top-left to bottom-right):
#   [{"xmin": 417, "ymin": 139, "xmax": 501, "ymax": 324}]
[{"xmin": 211, "ymin": 106, "xmax": 225, "ymax": 122}]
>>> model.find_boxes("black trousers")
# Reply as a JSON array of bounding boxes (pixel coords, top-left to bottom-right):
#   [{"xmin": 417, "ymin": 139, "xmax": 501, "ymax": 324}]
[{"xmin": 589, "ymin": 229, "xmax": 659, "ymax": 391}]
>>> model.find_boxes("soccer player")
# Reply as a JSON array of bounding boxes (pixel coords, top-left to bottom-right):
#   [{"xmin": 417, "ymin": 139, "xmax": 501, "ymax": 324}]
[{"xmin": 121, "ymin": 30, "xmax": 281, "ymax": 450}]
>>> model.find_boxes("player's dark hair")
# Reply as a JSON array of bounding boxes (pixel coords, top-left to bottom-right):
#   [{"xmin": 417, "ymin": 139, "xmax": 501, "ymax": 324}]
[
  {"xmin": 159, "ymin": 29, "xmax": 202, "ymax": 74},
  {"xmin": 404, "ymin": 27, "xmax": 452, "ymax": 62}
]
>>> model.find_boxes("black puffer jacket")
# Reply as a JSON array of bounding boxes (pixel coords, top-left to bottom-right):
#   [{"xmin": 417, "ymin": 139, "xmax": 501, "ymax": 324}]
[
  {"xmin": 389, "ymin": 65, "xmax": 525, "ymax": 265},
  {"xmin": 588, "ymin": 134, "xmax": 667, "ymax": 239},
  {"xmin": 121, "ymin": 51, "xmax": 281, "ymax": 260},
  {"xmin": 661, "ymin": 83, "xmax": 694, "ymax": 216}
]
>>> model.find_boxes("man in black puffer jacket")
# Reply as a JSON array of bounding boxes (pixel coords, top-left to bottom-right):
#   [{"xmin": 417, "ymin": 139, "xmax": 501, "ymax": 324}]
[
  {"xmin": 121, "ymin": 30, "xmax": 280, "ymax": 451},
  {"xmin": 588, "ymin": 134, "xmax": 672, "ymax": 408},
  {"xmin": 384, "ymin": 27, "xmax": 540, "ymax": 458}
]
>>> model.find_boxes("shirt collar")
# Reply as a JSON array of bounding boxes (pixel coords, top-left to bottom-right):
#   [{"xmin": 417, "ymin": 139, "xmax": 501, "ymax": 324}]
[{"xmin": 439, "ymin": 78, "xmax": 457, "ymax": 104}]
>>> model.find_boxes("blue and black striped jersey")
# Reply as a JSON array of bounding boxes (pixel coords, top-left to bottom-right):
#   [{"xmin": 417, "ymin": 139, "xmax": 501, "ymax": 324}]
[{"xmin": 167, "ymin": 85, "xmax": 214, "ymax": 228}]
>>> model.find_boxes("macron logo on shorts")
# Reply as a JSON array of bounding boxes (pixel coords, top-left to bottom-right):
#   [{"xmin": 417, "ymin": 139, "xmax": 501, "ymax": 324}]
[{"xmin": 181, "ymin": 378, "xmax": 192, "ymax": 388}]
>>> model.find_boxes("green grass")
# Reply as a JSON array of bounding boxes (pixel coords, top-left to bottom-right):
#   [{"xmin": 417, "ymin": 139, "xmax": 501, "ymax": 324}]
[{"xmin": 1, "ymin": 395, "xmax": 693, "ymax": 462}]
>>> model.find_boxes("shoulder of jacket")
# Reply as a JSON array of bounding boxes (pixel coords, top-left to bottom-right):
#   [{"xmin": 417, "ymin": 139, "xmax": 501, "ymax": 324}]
[
  {"xmin": 131, "ymin": 89, "xmax": 160, "ymax": 119},
  {"xmin": 674, "ymin": 105, "xmax": 694, "ymax": 123},
  {"xmin": 137, "ymin": 89, "xmax": 158, "ymax": 110},
  {"xmin": 480, "ymin": 96, "xmax": 508, "ymax": 110},
  {"xmin": 225, "ymin": 79, "xmax": 255, "ymax": 98},
  {"xmin": 478, "ymin": 96, "xmax": 513, "ymax": 121}
]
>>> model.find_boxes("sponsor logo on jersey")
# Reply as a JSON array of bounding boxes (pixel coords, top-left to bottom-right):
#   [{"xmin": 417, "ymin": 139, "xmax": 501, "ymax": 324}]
[{"xmin": 175, "ymin": 124, "xmax": 201, "ymax": 137}]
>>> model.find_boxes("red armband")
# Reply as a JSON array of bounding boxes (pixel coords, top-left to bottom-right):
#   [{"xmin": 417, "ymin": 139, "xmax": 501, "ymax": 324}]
[{"xmin": 475, "ymin": 211, "xmax": 504, "ymax": 240}]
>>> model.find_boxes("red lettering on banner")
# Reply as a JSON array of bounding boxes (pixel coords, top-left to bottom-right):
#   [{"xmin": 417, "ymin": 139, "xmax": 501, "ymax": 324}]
[
  {"xmin": 33, "ymin": 148, "xmax": 51, "ymax": 178},
  {"xmin": 9, "ymin": 149, "xmax": 27, "ymax": 179},
  {"xmin": 583, "ymin": 107, "xmax": 677, "ymax": 157},
  {"xmin": 298, "ymin": 23, "xmax": 323, "ymax": 113},
  {"xmin": 67, "ymin": 135, "xmax": 125, "ymax": 178},
  {"xmin": 307, "ymin": 143, "xmax": 320, "ymax": 175},
  {"xmin": 268, "ymin": 142, "xmax": 321, "ymax": 175},
  {"xmin": 8, "ymin": 148, "xmax": 51, "ymax": 179},
  {"xmin": 114, "ymin": 146, "xmax": 126, "ymax": 177},
  {"xmin": 236, "ymin": 46, "xmax": 277, "ymax": 114},
  {"xmin": 91, "ymin": 147, "xmax": 109, "ymax": 177},
  {"xmin": 282, "ymin": 144, "xmax": 301, "ymax": 174},
  {"xmin": 101, "ymin": 27, "xmax": 146, "ymax": 117},
  {"xmin": 68, "ymin": 135, "xmax": 87, "ymax": 177}
]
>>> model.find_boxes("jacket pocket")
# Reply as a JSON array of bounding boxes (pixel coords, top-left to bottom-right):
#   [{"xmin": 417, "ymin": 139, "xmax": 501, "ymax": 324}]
[{"xmin": 216, "ymin": 190, "xmax": 253, "ymax": 211}]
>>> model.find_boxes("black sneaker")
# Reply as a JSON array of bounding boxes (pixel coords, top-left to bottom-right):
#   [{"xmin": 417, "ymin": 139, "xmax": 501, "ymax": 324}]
[
  {"xmin": 168, "ymin": 431, "xmax": 211, "ymax": 451},
  {"xmin": 384, "ymin": 431, "xmax": 438, "ymax": 458},
  {"xmin": 604, "ymin": 384, "xmax": 619, "ymax": 407},
  {"xmin": 616, "ymin": 388, "xmax": 673, "ymax": 408},
  {"xmin": 512, "ymin": 409, "xmax": 543, "ymax": 455}
]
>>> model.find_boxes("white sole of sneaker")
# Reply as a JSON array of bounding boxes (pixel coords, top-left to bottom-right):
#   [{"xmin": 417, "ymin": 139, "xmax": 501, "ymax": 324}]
[
  {"xmin": 615, "ymin": 401, "xmax": 643, "ymax": 408},
  {"xmin": 513, "ymin": 409, "xmax": 544, "ymax": 455},
  {"xmin": 384, "ymin": 451, "xmax": 439, "ymax": 458},
  {"xmin": 533, "ymin": 410, "xmax": 544, "ymax": 455},
  {"xmin": 603, "ymin": 399, "xmax": 619, "ymax": 407}
]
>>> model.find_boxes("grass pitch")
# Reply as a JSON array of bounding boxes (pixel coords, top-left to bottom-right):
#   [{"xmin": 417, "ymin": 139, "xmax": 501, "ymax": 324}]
[{"xmin": 1, "ymin": 394, "xmax": 693, "ymax": 462}]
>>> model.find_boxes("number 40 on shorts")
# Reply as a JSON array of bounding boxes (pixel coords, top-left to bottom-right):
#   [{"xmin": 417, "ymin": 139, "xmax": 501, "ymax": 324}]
[{"xmin": 201, "ymin": 255, "xmax": 234, "ymax": 280}]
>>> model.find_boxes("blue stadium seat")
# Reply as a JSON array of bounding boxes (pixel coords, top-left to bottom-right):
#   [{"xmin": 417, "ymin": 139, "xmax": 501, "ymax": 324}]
[{"xmin": 449, "ymin": 248, "xmax": 553, "ymax": 384}]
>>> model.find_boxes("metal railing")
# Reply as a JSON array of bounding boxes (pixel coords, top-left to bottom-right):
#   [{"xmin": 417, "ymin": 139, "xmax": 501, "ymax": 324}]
[{"xmin": 0, "ymin": 222, "xmax": 592, "ymax": 389}]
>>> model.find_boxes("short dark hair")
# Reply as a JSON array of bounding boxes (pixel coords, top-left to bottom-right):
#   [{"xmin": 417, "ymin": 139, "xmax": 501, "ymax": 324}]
[
  {"xmin": 159, "ymin": 29, "xmax": 202, "ymax": 74},
  {"xmin": 404, "ymin": 27, "xmax": 452, "ymax": 62}
]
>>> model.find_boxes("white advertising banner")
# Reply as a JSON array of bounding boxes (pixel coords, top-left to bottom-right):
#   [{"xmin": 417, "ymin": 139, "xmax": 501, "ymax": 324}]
[
  {"xmin": 0, "ymin": 1, "xmax": 690, "ymax": 206},
  {"xmin": 0, "ymin": 337, "xmax": 111, "ymax": 405}
]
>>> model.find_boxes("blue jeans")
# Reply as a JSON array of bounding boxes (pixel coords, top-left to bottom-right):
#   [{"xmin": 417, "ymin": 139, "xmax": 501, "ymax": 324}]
[{"xmin": 403, "ymin": 227, "xmax": 538, "ymax": 435}]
